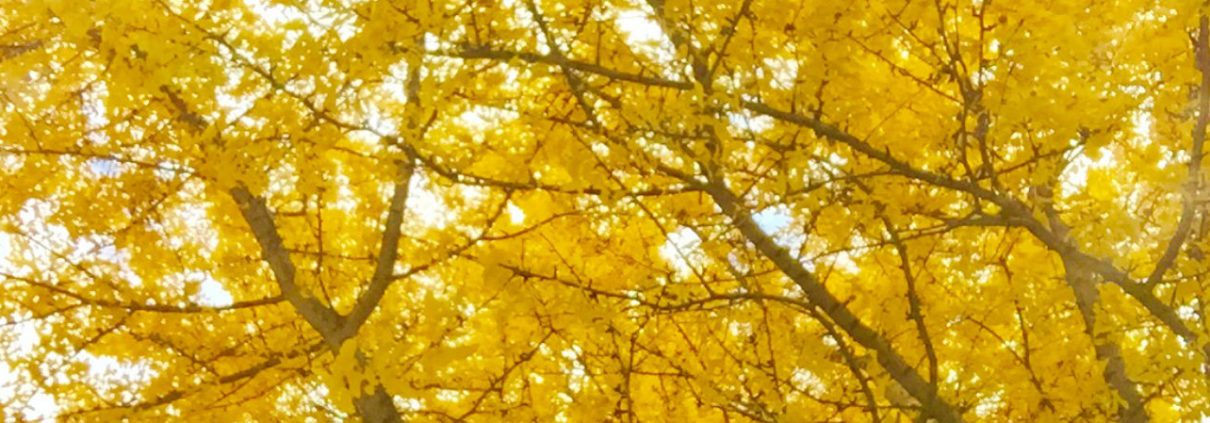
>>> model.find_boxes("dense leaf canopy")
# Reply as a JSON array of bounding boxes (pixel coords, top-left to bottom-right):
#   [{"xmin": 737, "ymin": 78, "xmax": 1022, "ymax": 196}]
[{"xmin": 3, "ymin": 0, "xmax": 1210, "ymax": 422}]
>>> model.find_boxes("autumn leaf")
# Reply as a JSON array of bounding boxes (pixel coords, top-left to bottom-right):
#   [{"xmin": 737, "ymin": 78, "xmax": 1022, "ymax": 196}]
[{"xmin": 3, "ymin": 0, "xmax": 1210, "ymax": 422}]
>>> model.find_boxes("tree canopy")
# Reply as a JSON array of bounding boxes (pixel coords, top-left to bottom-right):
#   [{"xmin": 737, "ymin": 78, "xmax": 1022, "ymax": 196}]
[{"xmin": 3, "ymin": 0, "xmax": 1210, "ymax": 422}]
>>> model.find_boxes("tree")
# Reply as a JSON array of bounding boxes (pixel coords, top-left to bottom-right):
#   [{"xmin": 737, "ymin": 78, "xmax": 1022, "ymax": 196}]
[{"xmin": 2, "ymin": 0, "xmax": 1210, "ymax": 421}]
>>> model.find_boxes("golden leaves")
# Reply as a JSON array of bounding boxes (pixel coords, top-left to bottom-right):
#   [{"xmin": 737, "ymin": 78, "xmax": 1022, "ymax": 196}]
[{"xmin": 8, "ymin": 0, "xmax": 1210, "ymax": 421}]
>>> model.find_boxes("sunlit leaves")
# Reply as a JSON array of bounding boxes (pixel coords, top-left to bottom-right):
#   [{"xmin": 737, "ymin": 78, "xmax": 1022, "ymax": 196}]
[{"xmin": 4, "ymin": 0, "xmax": 1210, "ymax": 422}]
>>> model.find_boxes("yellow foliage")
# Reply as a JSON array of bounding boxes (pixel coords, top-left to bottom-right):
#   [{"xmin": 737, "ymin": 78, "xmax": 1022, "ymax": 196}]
[{"xmin": 2, "ymin": 0, "xmax": 1210, "ymax": 422}]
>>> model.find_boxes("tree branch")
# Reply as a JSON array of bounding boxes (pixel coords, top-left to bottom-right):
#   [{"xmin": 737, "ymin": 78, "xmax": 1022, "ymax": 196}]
[
  {"xmin": 700, "ymin": 180, "xmax": 964, "ymax": 423},
  {"xmin": 228, "ymin": 186, "xmax": 345, "ymax": 347},
  {"xmin": 1146, "ymin": 16, "xmax": 1210, "ymax": 287},
  {"xmin": 1041, "ymin": 196, "xmax": 1147, "ymax": 422},
  {"xmin": 742, "ymin": 97, "xmax": 1210, "ymax": 367},
  {"xmin": 334, "ymin": 162, "xmax": 415, "ymax": 345},
  {"xmin": 440, "ymin": 44, "xmax": 693, "ymax": 90},
  {"xmin": 0, "ymin": 271, "xmax": 283, "ymax": 313},
  {"xmin": 335, "ymin": 35, "xmax": 426, "ymax": 346}
]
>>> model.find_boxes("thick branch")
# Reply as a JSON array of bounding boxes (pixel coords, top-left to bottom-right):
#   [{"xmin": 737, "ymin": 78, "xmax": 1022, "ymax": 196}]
[
  {"xmin": 743, "ymin": 97, "xmax": 1210, "ymax": 364},
  {"xmin": 336, "ymin": 36, "xmax": 426, "ymax": 346},
  {"xmin": 702, "ymin": 180, "xmax": 964, "ymax": 423},
  {"xmin": 147, "ymin": 14, "xmax": 409, "ymax": 417},
  {"xmin": 335, "ymin": 162, "xmax": 415, "ymax": 345},
  {"xmin": 158, "ymin": 75, "xmax": 347, "ymax": 345},
  {"xmin": 614, "ymin": 6, "xmax": 961, "ymax": 418},
  {"xmin": 229, "ymin": 169, "xmax": 404, "ymax": 423},
  {"xmin": 1146, "ymin": 17, "xmax": 1210, "ymax": 287},
  {"xmin": 228, "ymin": 186, "xmax": 345, "ymax": 347},
  {"xmin": 1044, "ymin": 205, "xmax": 1147, "ymax": 422},
  {"xmin": 1063, "ymin": 258, "xmax": 1148, "ymax": 422}
]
